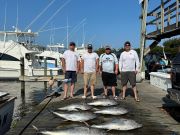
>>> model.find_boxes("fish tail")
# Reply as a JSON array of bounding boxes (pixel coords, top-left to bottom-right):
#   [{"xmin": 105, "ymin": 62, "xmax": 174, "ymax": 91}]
[{"xmin": 32, "ymin": 125, "xmax": 39, "ymax": 132}]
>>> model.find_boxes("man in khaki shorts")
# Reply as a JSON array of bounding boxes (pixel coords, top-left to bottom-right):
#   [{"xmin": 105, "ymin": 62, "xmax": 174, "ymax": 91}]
[{"xmin": 81, "ymin": 44, "xmax": 99, "ymax": 99}]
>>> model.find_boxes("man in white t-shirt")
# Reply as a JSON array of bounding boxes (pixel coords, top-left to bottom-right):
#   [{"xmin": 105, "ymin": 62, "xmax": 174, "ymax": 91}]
[
  {"xmin": 99, "ymin": 45, "xmax": 119, "ymax": 99},
  {"xmin": 81, "ymin": 44, "xmax": 99, "ymax": 99},
  {"xmin": 61, "ymin": 42, "xmax": 80, "ymax": 100},
  {"xmin": 119, "ymin": 41, "xmax": 140, "ymax": 102}
]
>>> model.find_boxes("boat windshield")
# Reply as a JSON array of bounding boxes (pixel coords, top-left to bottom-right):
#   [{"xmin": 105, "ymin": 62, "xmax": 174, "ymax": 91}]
[{"xmin": 0, "ymin": 32, "xmax": 36, "ymax": 45}]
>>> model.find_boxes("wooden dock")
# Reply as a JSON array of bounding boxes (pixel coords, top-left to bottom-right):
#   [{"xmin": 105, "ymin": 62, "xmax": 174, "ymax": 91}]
[{"xmin": 7, "ymin": 75, "xmax": 180, "ymax": 135}]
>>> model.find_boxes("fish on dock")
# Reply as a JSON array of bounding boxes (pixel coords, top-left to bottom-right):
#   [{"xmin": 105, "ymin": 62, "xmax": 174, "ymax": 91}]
[
  {"xmin": 58, "ymin": 103, "xmax": 93, "ymax": 111},
  {"xmin": 51, "ymin": 111, "xmax": 97, "ymax": 122},
  {"xmin": 87, "ymin": 98, "xmax": 118, "ymax": 106},
  {"xmin": 94, "ymin": 106, "xmax": 128, "ymax": 115},
  {"xmin": 32, "ymin": 125, "xmax": 107, "ymax": 135},
  {"xmin": 91, "ymin": 118, "xmax": 142, "ymax": 131}
]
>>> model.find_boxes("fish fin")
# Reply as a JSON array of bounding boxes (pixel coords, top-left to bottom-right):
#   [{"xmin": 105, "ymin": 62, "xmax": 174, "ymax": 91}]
[
  {"xmin": 82, "ymin": 121, "xmax": 90, "ymax": 128},
  {"xmin": 92, "ymin": 107, "xmax": 99, "ymax": 111},
  {"xmin": 106, "ymin": 129, "xmax": 112, "ymax": 132},
  {"xmin": 32, "ymin": 125, "xmax": 39, "ymax": 132},
  {"xmin": 75, "ymin": 108, "xmax": 82, "ymax": 111}
]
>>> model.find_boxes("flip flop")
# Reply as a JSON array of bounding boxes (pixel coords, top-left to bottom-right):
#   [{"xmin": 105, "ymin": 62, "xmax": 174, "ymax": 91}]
[
  {"xmin": 120, "ymin": 97, "xmax": 126, "ymax": 100},
  {"xmin": 135, "ymin": 98, "xmax": 140, "ymax": 102}
]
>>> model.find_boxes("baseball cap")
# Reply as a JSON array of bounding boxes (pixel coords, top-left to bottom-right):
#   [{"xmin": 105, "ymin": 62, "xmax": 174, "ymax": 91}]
[
  {"xmin": 69, "ymin": 42, "xmax": 76, "ymax": 46},
  {"xmin": 87, "ymin": 44, "xmax": 93, "ymax": 49},
  {"xmin": 105, "ymin": 45, "xmax": 111, "ymax": 50}
]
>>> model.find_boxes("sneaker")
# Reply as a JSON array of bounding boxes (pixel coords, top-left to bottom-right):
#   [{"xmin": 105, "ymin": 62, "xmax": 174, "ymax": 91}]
[
  {"xmin": 82, "ymin": 96, "xmax": 86, "ymax": 99},
  {"xmin": 113, "ymin": 96, "xmax": 118, "ymax": 100},
  {"xmin": 103, "ymin": 95, "xmax": 108, "ymax": 98},
  {"xmin": 92, "ymin": 96, "xmax": 97, "ymax": 99}
]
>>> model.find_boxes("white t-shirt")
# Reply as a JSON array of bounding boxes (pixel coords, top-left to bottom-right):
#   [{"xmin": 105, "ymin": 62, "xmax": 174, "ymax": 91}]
[
  {"xmin": 62, "ymin": 50, "xmax": 80, "ymax": 71},
  {"xmin": 119, "ymin": 50, "xmax": 140, "ymax": 72},
  {"xmin": 82, "ymin": 52, "xmax": 99, "ymax": 73},
  {"xmin": 99, "ymin": 53, "xmax": 118, "ymax": 73}
]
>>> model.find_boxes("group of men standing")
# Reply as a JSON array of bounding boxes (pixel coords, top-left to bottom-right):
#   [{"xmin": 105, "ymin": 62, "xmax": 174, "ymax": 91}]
[{"xmin": 61, "ymin": 41, "xmax": 140, "ymax": 102}]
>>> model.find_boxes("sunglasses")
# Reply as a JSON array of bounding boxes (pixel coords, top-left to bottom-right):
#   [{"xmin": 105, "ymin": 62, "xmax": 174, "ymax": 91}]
[{"xmin": 125, "ymin": 44, "xmax": 130, "ymax": 46}]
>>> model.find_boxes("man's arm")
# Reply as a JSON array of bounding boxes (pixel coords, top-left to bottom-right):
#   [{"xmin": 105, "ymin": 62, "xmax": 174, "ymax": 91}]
[
  {"xmin": 113, "ymin": 54, "xmax": 119, "ymax": 75},
  {"xmin": 119, "ymin": 53, "xmax": 123, "ymax": 73},
  {"xmin": 61, "ymin": 58, "xmax": 66, "ymax": 73},
  {"xmin": 96, "ymin": 58, "xmax": 99, "ymax": 72},
  {"xmin": 134, "ymin": 51, "xmax": 140, "ymax": 72},
  {"xmin": 81, "ymin": 59, "xmax": 84, "ymax": 73}
]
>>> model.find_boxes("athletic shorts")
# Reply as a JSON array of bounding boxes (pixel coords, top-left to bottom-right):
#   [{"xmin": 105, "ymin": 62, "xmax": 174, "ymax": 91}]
[
  {"xmin": 84, "ymin": 72, "xmax": 96, "ymax": 86},
  {"xmin": 102, "ymin": 72, "xmax": 117, "ymax": 86},
  {"xmin": 121, "ymin": 71, "xmax": 136, "ymax": 86},
  {"xmin": 65, "ymin": 71, "xmax": 77, "ymax": 83}
]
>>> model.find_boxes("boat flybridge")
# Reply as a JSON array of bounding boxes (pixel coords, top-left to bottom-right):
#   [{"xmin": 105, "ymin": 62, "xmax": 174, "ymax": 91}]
[
  {"xmin": 0, "ymin": 28, "xmax": 61, "ymax": 80},
  {"xmin": 37, "ymin": 43, "xmax": 66, "ymax": 68}
]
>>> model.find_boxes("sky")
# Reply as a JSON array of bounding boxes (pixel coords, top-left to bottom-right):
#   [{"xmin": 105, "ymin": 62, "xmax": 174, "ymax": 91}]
[{"xmin": 0, "ymin": 0, "xmax": 167, "ymax": 49}]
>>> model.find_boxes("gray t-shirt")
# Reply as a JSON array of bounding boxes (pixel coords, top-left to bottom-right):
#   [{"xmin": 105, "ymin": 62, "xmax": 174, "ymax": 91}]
[{"xmin": 99, "ymin": 53, "xmax": 118, "ymax": 73}]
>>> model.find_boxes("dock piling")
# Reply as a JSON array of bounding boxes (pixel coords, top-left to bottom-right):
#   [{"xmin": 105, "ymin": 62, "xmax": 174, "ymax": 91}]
[
  {"xmin": 20, "ymin": 57, "xmax": 25, "ymax": 95},
  {"xmin": 44, "ymin": 57, "xmax": 47, "ymax": 90}
]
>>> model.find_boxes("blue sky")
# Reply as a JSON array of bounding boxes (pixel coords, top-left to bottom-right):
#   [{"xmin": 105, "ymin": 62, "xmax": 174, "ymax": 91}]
[{"xmin": 0, "ymin": 0, "xmax": 162, "ymax": 49}]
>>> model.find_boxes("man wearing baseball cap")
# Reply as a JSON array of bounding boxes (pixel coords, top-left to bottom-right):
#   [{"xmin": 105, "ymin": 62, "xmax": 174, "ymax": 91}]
[
  {"xmin": 81, "ymin": 44, "xmax": 99, "ymax": 99},
  {"xmin": 61, "ymin": 42, "xmax": 80, "ymax": 100},
  {"xmin": 99, "ymin": 45, "xmax": 118, "ymax": 99}
]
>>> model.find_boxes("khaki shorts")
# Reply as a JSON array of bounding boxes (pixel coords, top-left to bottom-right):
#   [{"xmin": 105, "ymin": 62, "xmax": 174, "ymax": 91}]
[{"xmin": 84, "ymin": 72, "xmax": 96, "ymax": 86}]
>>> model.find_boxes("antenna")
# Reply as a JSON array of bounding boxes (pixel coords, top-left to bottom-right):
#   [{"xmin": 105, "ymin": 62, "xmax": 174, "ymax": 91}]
[
  {"xmin": 3, "ymin": 1, "xmax": 7, "ymax": 31},
  {"xmin": 82, "ymin": 23, "xmax": 85, "ymax": 47},
  {"xmin": 16, "ymin": 0, "xmax": 19, "ymax": 29},
  {"xmin": 67, "ymin": 16, "xmax": 69, "ymax": 48}
]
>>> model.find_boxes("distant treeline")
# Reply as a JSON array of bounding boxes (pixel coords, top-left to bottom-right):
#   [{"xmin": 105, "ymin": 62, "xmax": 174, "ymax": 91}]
[{"xmin": 95, "ymin": 37, "xmax": 180, "ymax": 58}]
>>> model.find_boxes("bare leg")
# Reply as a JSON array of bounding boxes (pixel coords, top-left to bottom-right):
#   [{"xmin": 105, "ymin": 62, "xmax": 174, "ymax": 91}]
[
  {"xmin": 84, "ymin": 85, "xmax": 88, "ymax": 97},
  {"xmin": 132, "ymin": 85, "xmax": 139, "ymax": 100},
  {"xmin": 63, "ymin": 83, "xmax": 68, "ymax": 98},
  {"xmin": 104, "ymin": 86, "xmax": 108, "ymax": 96},
  {"xmin": 112, "ymin": 86, "xmax": 116, "ymax": 97},
  {"xmin": 121, "ymin": 85, "xmax": 127, "ymax": 98},
  {"xmin": 90, "ymin": 85, "xmax": 95, "ymax": 97},
  {"xmin": 70, "ymin": 83, "xmax": 75, "ymax": 97}
]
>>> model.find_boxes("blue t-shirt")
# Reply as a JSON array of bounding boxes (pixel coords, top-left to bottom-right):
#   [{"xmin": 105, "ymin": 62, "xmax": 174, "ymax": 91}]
[{"xmin": 99, "ymin": 53, "xmax": 118, "ymax": 73}]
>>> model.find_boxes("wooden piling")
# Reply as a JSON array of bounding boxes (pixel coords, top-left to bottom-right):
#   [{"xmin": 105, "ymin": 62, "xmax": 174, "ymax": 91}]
[
  {"xmin": 20, "ymin": 57, "xmax": 25, "ymax": 95},
  {"xmin": 44, "ymin": 57, "xmax": 47, "ymax": 90}
]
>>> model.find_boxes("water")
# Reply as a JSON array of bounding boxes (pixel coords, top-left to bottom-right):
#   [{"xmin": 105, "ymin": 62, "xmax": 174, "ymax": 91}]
[{"xmin": 0, "ymin": 81, "xmax": 50, "ymax": 126}]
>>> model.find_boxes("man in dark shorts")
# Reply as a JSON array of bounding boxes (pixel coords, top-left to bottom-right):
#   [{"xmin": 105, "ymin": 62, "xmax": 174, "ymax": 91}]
[
  {"xmin": 119, "ymin": 41, "xmax": 140, "ymax": 102},
  {"xmin": 61, "ymin": 42, "xmax": 80, "ymax": 99},
  {"xmin": 99, "ymin": 45, "xmax": 118, "ymax": 99}
]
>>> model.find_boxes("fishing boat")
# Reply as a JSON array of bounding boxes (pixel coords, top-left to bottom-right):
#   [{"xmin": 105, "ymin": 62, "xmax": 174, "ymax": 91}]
[
  {"xmin": 0, "ymin": 92, "xmax": 16, "ymax": 135},
  {"xmin": 37, "ymin": 43, "xmax": 66, "ymax": 68},
  {"xmin": 0, "ymin": 28, "xmax": 61, "ymax": 80}
]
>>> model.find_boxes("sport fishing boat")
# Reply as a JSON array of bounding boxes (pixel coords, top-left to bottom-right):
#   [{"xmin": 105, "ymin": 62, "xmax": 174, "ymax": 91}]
[
  {"xmin": 37, "ymin": 43, "xmax": 66, "ymax": 68},
  {"xmin": 0, "ymin": 28, "xmax": 61, "ymax": 80},
  {"xmin": 0, "ymin": 92, "xmax": 16, "ymax": 135}
]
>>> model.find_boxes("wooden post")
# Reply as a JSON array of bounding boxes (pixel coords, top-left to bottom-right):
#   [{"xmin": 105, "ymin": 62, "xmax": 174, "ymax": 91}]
[
  {"xmin": 44, "ymin": 57, "xmax": 47, "ymax": 90},
  {"xmin": 20, "ymin": 57, "xmax": 25, "ymax": 95},
  {"xmin": 161, "ymin": 0, "xmax": 165, "ymax": 33},
  {"xmin": 176, "ymin": 0, "xmax": 179, "ymax": 27},
  {"xmin": 167, "ymin": 7, "xmax": 171, "ymax": 26},
  {"xmin": 139, "ymin": 0, "xmax": 148, "ymax": 75},
  {"xmin": 55, "ymin": 59, "xmax": 57, "ymax": 67}
]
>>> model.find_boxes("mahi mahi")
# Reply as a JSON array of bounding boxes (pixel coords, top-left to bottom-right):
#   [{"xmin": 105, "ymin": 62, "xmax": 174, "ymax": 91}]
[
  {"xmin": 94, "ymin": 106, "xmax": 128, "ymax": 115},
  {"xmin": 58, "ymin": 103, "xmax": 92, "ymax": 111},
  {"xmin": 91, "ymin": 118, "xmax": 142, "ymax": 131},
  {"xmin": 88, "ymin": 98, "xmax": 118, "ymax": 106}
]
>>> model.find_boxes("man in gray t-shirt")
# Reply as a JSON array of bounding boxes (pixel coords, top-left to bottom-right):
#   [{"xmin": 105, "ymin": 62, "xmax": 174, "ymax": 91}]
[{"xmin": 99, "ymin": 45, "xmax": 118, "ymax": 99}]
